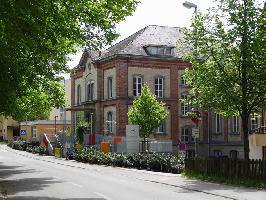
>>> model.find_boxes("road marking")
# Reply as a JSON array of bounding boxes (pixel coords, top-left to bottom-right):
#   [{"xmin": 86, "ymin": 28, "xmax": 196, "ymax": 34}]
[
  {"xmin": 94, "ymin": 191, "xmax": 113, "ymax": 200},
  {"xmin": 68, "ymin": 182, "xmax": 83, "ymax": 188}
]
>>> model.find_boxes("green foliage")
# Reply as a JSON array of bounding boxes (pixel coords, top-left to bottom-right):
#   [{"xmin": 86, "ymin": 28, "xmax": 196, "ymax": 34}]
[
  {"xmin": 75, "ymin": 121, "xmax": 90, "ymax": 144},
  {"xmin": 0, "ymin": 0, "xmax": 138, "ymax": 117},
  {"xmin": 74, "ymin": 146, "xmax": 185, "ymax": 174},
  {"xmin": 183, "ymin": 170, "xmax": 266, "ymax": 189},
  {"xmin": 9, "ymin": 140, "xmax": 47, "ymax": 155},
  {"xmin": 128, "ymin": 84, "xmax": 169, "ymax": 138},
  {"xmin": 179, "ymin": 0, "xmax": 266, "ymax": 159},
  {"xmin": 12, "ymin": 82, "xmax": 65, "ymax": 121}
]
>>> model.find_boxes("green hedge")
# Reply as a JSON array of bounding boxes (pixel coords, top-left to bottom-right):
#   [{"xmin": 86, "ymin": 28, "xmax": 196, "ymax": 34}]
[
  {"xmin": 8, "ymin": 140, "xmax": 47, "ymax": 155},
  {"xmin": 74, "ymin": 146, "xmax": 184, "ymax": 174}
]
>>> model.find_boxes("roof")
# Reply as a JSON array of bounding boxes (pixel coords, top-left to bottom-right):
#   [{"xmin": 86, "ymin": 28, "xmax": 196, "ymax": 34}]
[
  {"xmin": 99, "ymin": 25, "xmax": 186, "ymax": 59},
  {"xmin": 76, "ymin": 25, "xmax": 187, "ymax": 68}
]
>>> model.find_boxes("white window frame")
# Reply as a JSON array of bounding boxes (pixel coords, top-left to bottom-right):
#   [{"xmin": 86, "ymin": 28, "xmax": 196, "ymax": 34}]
[
  {"xmin": 107, "ymin": 112, "xmax": 113, "ymax": 133},
  {"xmin": 180, "ymin": 75, "xmax": 187, "ymax": 86},
  {"xmin": 156, "ymin": 122, "xmax": 165, "ymax": 134},
  {"xmin": 107, "ymin": 77, "xmax": 113, "ymax": 99},
  {"xmin": 133, "ymin": 75, "xmax": 143, "ymax": 97},
  {"xmin": 181, "ymin": 127, "xmax": 194, "ymax": 143},
  {"xmin": 155, "ymin": 76, "xmax": 164, "ymax": 98},
  {"xmin": 181, "ymin": 94, "xmax": 189, "ymax": 116}
]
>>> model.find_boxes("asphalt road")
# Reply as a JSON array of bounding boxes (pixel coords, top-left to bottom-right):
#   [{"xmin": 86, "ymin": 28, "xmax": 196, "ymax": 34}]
[{"xmin": 0, "ymin": 145, "xmax": 265, "ymax": 200}]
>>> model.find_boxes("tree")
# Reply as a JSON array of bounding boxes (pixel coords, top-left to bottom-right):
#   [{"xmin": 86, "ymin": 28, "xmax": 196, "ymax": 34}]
[
  {"xmin": 12, "ymin": 81, "xmax": 65, "ymax": 121},
  {"xmin": 181, "ymin": 0, "xmax": 266, "ymax": 159},
  {"xmin": 0, "ymin": 0, "xmax": 138, "ymax": 117},
  {"xmin": 128, "ymin": 84, "xmax": 169, "ymax": 139}
]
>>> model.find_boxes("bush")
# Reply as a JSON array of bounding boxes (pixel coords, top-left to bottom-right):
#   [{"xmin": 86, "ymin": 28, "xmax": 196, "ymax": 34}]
[{"xmin": 74, "ymin": 147, "xmax": 184, "ymax": 174}]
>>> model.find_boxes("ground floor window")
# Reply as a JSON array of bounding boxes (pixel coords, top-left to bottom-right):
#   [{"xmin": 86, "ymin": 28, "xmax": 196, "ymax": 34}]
[{"xmin": 230, "ymin": 150, "xmax": 238, "ymax": 160}]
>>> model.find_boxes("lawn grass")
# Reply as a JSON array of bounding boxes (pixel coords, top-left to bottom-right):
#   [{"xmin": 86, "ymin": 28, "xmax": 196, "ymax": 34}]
[
  {"xmin": 0, "ymin": 141, "xmax": 7, "ymax": 145},
  {"xmin": 182, "ymin": 170, "xmax": 266, "ymax": 190}
]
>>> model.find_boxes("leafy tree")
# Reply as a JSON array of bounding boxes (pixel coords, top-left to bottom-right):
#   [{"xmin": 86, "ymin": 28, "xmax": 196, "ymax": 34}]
[
  {"xmin": 181, "ymin": 0, "xmax": 266, "ymax": 159},
  {"xmin": 12, "ymin": 81, "xmax": 65, "ymax": 121},
  {"xmin": 128, "ymin": 84, "xmax": 169, "ymax": 139},
  {"xmin": 0, "ymin": 0, "xmax": 138, "ymax": 117},
  {"xmin": 76, "ymin": 121, "xmax": 90, "ymax": 145}
]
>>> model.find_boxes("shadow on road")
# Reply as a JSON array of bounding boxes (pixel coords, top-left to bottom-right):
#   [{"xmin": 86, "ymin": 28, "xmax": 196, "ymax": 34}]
[
  {"xmin": 0, "ymin": 162, "xmax": 61, "ymax": 197},
  {"xmin": 0, "ymin": 177, "xmax": 61, "ymax": 196}
]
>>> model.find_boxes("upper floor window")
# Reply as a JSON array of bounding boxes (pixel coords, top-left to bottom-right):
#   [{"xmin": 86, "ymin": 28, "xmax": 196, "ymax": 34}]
[
  {"xmin": 215, "ymin": 113, "xmax": 222, "ymax": 133},
  {"xmin": 77, "ymin": 84, "xmax": 81, "ymax": 105},
  {"xmin": 87, "ymin": 82, "xmax": 94, "ymax": 101},
  {"xmin": 231, "ymin": 116, "xmax": 240, "ymax": 134},
  {"xmin": 133, "ymin": 75, "xmax": 143, "ymax": 97},
  {"xmin": 145, "ymin": 46, "xmax": 174, "ymax": 56},
  {"xmin": 155, "ymin": 77, "xmax": 164, "ymax": 98},
  {"xmin": 180, "ymin": 75, "xmax": 187, "ymax": 86},
  {"xmin": 181, "ymin": 94, "xmax": 189, "ymax": 116},
  {"xmin": 107, "ymin": 112, "xmax": 113, "ymax": 133},
  {"xmin": 107, "ymin": 77, "xmax": 113, "ymax": 99}
]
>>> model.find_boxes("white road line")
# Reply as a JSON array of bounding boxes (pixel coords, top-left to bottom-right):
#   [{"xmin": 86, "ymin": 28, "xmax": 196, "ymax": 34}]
[
  {"xmin": 68, "ymin": 182, "xmax": 83, "ymax": 188},
  {"xmin": 94, "ymin": 191, "xmax": 113, "ymax": 200}
]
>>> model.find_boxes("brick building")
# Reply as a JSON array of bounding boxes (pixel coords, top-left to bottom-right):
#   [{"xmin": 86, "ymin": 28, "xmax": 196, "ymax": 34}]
[
  {"xmin": 70, "ymin": 25, "xmax": 261, "ymax": 157},
  {"xmin": 70, "ymin": 25, "xmax": 193, "ymax": 151}
]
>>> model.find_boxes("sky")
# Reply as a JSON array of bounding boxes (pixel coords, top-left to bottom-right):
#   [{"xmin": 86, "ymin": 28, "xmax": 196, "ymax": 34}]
[{"xmin": 66, "ymin": 0, "xmax": 215, "ymax": 69}]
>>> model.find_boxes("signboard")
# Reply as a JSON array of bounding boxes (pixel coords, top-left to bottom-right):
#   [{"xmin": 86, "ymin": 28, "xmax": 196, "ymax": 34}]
[
  {"xmin": 20, "ymin": 130, "xmax": 27, "ymax": 135},
  {"xmin": 126, "ymin": 125, "xmax": 140, "ymax": 153},
  {"xmin": 192, "ymin": 128, "xmax": 199, "ymax": 139}
]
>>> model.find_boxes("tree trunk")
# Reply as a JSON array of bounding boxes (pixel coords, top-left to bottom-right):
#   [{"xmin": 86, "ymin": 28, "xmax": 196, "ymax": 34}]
[{"xmin": 241, "ymin": 113, "xmax": 250, "ymax": 160}]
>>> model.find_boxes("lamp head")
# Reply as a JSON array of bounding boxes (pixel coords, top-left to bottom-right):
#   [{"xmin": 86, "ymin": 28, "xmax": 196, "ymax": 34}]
[{"xmin": 183, "ymin": 1, "xmax": 197, "ymax": 9}]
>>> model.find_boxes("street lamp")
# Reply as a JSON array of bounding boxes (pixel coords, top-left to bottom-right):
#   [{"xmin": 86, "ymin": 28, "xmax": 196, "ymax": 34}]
[
  {"xmin": 90, "ymin": 113, "xmax": 93, "ymax": 135},
  {"xmin": 183, "ymin": 1, "xmax": 197, "ymax": 12}
]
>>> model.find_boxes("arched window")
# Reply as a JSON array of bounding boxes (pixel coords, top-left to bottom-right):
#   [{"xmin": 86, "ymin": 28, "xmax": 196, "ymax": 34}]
[
  {"xmin": 107, "ymin": 112, "xmax": 113, "ymax": 133},
  {"xmin": 77, "ymin": 85, "xmax": 81, "ymax": 105},
  {"xmin": 87, "ymin": 81, "xmax": 94, "ymax": 101},
  {"xmin": 180, "ymin": 74, "xmax": 187, "ymax": 86}
]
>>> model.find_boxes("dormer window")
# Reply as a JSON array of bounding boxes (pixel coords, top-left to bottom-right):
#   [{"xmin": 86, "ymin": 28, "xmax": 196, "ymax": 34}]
[{"xmin": 145, "ymin": 46, "xmax": 174, "ymax": 56}]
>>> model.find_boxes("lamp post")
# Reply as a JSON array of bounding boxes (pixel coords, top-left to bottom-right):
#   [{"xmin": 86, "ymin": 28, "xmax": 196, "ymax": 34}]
[
  {"xmin": 183, "ymin": 1, "xmax": 199, "ymax": 158},
  {"xmin": 90, "ymin": 113, "xmax": 93, "ymax": 135}
]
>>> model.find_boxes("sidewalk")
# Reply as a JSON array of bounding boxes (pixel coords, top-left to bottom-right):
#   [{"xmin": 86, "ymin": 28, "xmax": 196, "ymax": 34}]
[{"xmin": 3, "ymin": 146, "xmax": 266, "ymax": 200}]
